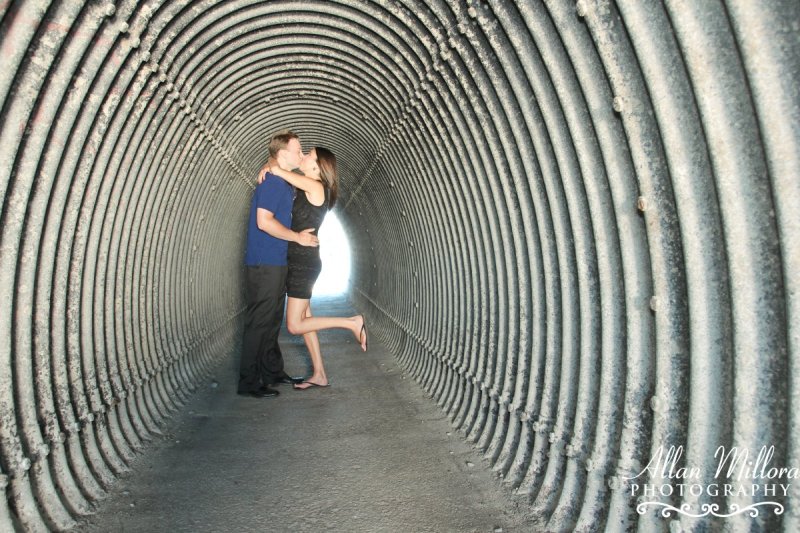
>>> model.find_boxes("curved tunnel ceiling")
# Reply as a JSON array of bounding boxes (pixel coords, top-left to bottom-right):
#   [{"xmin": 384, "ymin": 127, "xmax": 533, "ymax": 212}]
[{"xmin": 1, "ymin": 0, "xmax": 798, "ymax": 530}]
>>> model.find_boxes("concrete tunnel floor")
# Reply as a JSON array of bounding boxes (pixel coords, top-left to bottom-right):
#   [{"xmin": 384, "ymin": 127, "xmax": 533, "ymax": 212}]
[{"xmin": 80, "ymin": 295, "xmax": 533, "ymax": 532}]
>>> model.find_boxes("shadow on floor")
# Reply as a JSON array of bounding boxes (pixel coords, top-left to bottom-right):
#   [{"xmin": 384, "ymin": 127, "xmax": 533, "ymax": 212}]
[{"xmin": 80, "ymin": 295, "xmax": 531, "ymax": 533}]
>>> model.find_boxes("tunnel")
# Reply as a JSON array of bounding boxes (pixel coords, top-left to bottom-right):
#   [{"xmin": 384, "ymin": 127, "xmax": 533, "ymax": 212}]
[{"xmin": 1, "ymin": 0, "xmax": 798, "ymax": 531}]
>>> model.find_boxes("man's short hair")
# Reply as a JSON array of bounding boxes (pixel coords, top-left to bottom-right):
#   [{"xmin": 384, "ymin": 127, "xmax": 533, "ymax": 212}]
[{"xmin": 268, "ymin": 130, "xmax": 299, "ymax": 158}]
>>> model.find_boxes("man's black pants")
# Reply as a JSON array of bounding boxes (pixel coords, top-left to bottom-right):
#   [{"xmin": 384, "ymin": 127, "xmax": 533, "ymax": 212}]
[{"xmin": 238, "ymin": 265, "xmax": 287, "ymax": 393}]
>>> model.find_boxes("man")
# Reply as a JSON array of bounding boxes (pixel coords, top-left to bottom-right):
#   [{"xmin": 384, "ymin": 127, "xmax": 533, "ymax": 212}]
[{"xmin": 238, "ymin": 131, "xmax": 318, "ymax": 398}]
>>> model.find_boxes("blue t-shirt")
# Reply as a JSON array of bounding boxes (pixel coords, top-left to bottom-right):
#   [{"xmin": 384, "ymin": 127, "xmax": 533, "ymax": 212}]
[{"xmin": 244, "ymin": 174, "xmax": 294, "ymax": 266}]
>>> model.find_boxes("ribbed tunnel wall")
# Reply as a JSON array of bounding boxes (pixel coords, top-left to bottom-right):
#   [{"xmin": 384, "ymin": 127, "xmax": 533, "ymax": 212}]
[{"xmin": 1, "ymin": 1, "xmax": 798, "ymax": 531}]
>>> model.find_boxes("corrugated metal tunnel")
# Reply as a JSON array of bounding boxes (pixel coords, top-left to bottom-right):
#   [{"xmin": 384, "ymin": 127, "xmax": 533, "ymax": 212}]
[{"xmin": 1, "ymin": 1, "xmax": 798, "ymax": 531}]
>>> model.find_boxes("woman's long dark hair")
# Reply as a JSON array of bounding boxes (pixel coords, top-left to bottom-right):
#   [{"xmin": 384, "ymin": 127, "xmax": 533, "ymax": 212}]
[{"xmin": 315, "ymin": 146, "xmax": 338, "ymax": 208}]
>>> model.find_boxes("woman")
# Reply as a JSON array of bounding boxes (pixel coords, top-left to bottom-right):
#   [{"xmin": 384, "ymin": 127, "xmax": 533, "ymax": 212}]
[{"xmin": 263, "ymin": 147, "xmax": 367, "ymax": 389}]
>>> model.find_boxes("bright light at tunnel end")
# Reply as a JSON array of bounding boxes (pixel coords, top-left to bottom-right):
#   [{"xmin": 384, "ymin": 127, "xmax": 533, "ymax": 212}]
[{"xmin": 314, "ymin": 211, "xmax": 351, "ymax": 296}]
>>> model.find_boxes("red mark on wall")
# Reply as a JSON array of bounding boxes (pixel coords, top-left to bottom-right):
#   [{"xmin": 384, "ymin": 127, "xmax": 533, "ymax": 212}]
[{"xmin": 6, "ymin": 4, "xmax": 116, "ymax": 48}]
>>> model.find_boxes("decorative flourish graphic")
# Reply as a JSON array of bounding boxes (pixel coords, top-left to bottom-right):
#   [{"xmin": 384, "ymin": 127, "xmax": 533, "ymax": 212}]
[{"xmin": 636, "ymin": 501, "xmax": 785, "ymax": 518}]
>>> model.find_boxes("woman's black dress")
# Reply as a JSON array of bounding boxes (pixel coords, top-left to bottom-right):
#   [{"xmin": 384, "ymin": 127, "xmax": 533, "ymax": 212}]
[{"xmin": 287, "ymin": 185, "xmax": 330, "ymax": 299}]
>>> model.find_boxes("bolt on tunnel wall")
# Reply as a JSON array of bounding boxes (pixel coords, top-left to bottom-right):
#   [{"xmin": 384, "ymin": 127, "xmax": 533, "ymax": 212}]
[{"xmin": 0, "ymin": 0, "xmax": 798, "ymax": 531}]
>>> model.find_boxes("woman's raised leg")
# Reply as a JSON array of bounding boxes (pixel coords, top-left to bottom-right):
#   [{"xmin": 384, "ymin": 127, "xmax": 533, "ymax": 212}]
[{"xmin": 285, "ymin": 296, "xmax": 366, "ymax": 351}]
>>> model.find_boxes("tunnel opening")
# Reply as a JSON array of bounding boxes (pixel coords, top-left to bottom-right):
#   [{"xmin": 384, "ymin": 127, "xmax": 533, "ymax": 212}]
[{"xmin": 314, "ymin": 211, "xmax": 352, "ymax": 297}]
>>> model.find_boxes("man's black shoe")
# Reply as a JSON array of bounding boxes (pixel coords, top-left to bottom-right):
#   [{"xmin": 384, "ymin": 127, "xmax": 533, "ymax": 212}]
[
  {"xmin": 237, "ymin": 386, "xmax": 279, "ymax": 398},
  {"xmin": 274, "ymin": 375, "xmax": 304, "ymax": 385}
]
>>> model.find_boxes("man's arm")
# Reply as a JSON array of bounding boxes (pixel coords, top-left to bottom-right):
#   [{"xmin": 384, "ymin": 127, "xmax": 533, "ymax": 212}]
[{"xmin": 256, "ymin": 208, "xmax": 318, "ymax": 247}]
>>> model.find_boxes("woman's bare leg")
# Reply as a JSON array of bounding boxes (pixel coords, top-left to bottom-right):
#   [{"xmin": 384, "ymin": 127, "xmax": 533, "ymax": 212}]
[
  {"xmin": 298, "ymin": 304, "xmax": 327, "ymax": 387},
  {"xmin": 285, "ymin": 296, "xmax": 367, "ymax": 351}
]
